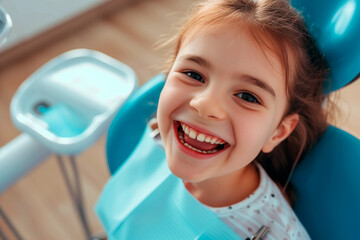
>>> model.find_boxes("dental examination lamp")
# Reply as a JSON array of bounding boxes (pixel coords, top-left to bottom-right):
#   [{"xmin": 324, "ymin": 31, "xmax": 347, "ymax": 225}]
[
  {"xmin": 0, "ymin": 49, "xmax": 137, "ymax": 239},
  {"xmin": 0, "ymin": 3, "xmax": 12, "ymax": 46}
]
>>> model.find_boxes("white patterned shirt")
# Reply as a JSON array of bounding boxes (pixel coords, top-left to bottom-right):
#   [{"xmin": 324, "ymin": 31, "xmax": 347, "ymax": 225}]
[{"xmin": 207, "ymin": 164, "xmax": 311, "ymax": 240}]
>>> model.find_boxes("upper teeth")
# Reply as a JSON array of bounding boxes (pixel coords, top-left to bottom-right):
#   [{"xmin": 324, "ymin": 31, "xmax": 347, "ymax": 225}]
[{"xmin": 181, "ymin": 123, "xmax": 225, "ymax": 144}]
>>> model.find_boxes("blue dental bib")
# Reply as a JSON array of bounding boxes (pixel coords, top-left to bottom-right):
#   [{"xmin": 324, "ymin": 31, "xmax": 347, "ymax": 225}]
[{"xmin": 95, "ymin": 127, "xmax": 242, "ymax": 240}]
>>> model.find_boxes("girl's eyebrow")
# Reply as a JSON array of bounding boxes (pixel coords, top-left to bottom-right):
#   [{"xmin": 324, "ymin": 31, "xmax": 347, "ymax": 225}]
[
  {"xmin": 241, "ymin": 75, "xmax": 277, "ymax": 99},
  {"xmin": 180, "ymin": 55, "xmax": 212, "ymax": 68},
  {"xmin": 180, "ymin": 55, "xmax": 276, "ymax": 99}
]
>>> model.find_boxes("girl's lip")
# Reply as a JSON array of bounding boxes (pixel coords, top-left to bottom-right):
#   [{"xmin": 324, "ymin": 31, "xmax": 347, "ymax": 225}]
[
  {"xmin": 173, "ymin": 121, "xmax": 229, "ymax": 160},
  {"xmin": 177, "ymin": 120, "xmax": 228, "ymax": 143}
]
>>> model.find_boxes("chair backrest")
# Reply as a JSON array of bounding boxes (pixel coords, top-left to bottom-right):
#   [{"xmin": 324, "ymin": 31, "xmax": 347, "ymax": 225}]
[
  {"xmin": 291, "ymin": 126, "xmax": 360, "ymax": 239},
  {"xmin": 106, "ymin": 73, "xmax": 360, "ymax": 239}
]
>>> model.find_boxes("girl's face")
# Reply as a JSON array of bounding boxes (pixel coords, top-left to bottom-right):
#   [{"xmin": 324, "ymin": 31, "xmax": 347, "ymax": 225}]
[{"xmin": 157, "ymin": 25, "xmax": 298, "ymax": 183}]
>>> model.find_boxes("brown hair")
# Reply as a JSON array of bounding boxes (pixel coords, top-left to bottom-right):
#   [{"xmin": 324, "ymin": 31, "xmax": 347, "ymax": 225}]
[{"xmin": 164, "ymin": 0, "xmax": 330, "ymax": 202}]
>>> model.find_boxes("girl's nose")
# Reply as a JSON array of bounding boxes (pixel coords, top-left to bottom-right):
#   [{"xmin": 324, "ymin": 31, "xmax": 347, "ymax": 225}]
[{"xmin": 189, "ymin": 90, "xmax": 226, "ymax": 120}]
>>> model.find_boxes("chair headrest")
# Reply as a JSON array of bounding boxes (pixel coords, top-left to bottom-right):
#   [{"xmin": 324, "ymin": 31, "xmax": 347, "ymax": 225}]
[{"xmin": 291, "ymin": 0, "xmax": 360, "ymax": 93}]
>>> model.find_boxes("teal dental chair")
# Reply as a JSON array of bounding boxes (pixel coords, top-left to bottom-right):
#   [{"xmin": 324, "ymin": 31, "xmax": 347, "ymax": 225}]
[{"xmin": 96, "ymin": 0, "xmax": 360, "ymax": 239}]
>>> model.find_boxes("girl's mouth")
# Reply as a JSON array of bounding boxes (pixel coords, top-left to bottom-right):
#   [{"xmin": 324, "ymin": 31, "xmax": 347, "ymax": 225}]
[{"xmin": 173, "ymin": 121, "xmax": 230, "ymax": 157}]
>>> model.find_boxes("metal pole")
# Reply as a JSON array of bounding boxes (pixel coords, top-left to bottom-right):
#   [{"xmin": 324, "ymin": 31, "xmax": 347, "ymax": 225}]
[
  {"xmin": 56, "ymin": 155, "xmax": 92, "ymax": 239},
  {"xmin": 0, "ymin": 206, "xmax": 23, "ymax": 240}
]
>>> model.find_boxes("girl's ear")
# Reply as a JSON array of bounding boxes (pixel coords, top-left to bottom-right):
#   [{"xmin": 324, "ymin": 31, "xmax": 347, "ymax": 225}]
[{"xmin": 262, "ymin": 113, "xmax": 299, "ymax": 153}]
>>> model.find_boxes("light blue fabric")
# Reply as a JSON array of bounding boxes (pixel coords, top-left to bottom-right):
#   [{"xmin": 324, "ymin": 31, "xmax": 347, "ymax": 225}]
[{"xmin": 95, "ymin": 127, "xmax": 242, "ymax": 240}]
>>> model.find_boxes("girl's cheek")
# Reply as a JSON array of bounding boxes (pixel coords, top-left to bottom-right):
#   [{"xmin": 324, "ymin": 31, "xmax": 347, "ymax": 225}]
[
  {"xmin": 161, "ymin": 85, "xmax": 183, "ymax": 107},
  {"xmin": 158, "ymin": 89, "xmax": 175, "ymax": 124}
]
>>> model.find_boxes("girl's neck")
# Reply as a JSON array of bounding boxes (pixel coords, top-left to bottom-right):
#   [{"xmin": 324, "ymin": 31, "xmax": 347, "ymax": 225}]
[{"xmin": 183, "ymin": 163, "xmax": 260, "ymax": 208}]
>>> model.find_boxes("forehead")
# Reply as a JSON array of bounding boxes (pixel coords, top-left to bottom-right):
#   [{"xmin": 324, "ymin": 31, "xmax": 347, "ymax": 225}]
[{"xmin": 179, "ymin": 24, "xmax": 285, "ymax": 82}]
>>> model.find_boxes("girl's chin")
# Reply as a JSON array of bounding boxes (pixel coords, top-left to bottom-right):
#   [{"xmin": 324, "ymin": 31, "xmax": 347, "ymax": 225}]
[{"xmin": 166, "ymin": 157, "xmax": 208, "ymax": 182}]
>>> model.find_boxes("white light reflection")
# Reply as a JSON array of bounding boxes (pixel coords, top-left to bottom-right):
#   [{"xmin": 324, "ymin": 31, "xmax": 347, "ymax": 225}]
[{"xmin": 331, "ymin": 0, "xmax": 356, "ymax": 35}]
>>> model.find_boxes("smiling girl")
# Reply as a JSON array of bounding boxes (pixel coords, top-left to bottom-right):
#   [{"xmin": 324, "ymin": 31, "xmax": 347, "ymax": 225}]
[{"xmin": 155, "ymin": 0, "xmax": 329, "ymax": 238}]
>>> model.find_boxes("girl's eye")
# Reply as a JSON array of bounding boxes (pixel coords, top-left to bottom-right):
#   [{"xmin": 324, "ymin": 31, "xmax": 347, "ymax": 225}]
[
  {"xmin": 184, "ymin": 71, "xmax": 204, "ymax": 83},
  {"xmin": 236, "ymin": 92, "xmax": 260, "ymax": 104}
]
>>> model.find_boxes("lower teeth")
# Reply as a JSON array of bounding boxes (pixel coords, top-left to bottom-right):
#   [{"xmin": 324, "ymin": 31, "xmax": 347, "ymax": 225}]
[{"xmin": 179, "ymin": 134, "xmax": 218, "ymax": 154}]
